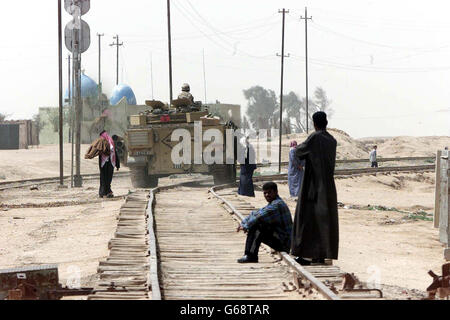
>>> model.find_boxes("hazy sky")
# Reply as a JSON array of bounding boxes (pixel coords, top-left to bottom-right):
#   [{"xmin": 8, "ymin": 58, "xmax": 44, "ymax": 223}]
[{"xmin": 1, "ymin": 0, "xmax": 449, "ymax": 138}]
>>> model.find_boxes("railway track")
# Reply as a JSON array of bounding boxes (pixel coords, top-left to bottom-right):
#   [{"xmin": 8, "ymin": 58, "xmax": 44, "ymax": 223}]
[
  {"xmin": 88, "ymin": 172, "xmax": 389, "ymax": 300},
  {"xmin": 238, "ymin": 156, "xmax": 434, "ymax": 169},
  {"xmin": 210, "ymin": 183, "xmax": 384, "ymax": 300},
  {"xmin": 0, "ymin": 163, "xmax": 433, "ymax": 192},
  {"xmin": 0, "ymin": 171, "xmax": 130, "ymax": 191},
  {"xmin": 251, "ymin": 164, "xmax": 435, "ymax": 183}
]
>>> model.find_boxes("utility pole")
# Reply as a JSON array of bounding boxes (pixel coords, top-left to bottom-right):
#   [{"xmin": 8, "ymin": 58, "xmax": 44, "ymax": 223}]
[
  {"xmin": 58, "ymin": 0, "xmax": 64, "ymax": 187},
  {"xmin": 150, "ymin": 52, "xmax": 154, "ymax": 99},
  {"xmin": 167, "ymin": 0, "xmax": 173, "ymax": 104},
  {"xmin": 71, "ymin": 56, "xmax": 75, "ymax": 188},
  {"xmin": 73, "ymin": 30, "xmax": 82, "ymax": 187},
  {"xmin": 110, "ymin": 34, "xmax": 123, "ymax": 85},
  {"xmin": 300, "ymin": 7, "xmax": 312, "ymax": 134},
  {"xmin": 67, "ymin": 54, "xmax": 74, "ymax": 187},
  {"xmin": 67, "ymin": 54, "xmax": 71, "ymax": 142},
  {"xmin": 277, "ymin": 8, "xmax": 289, "ymax": 173},
  {"xmin": 97, "ymin": 33, "xmax": 104, "ymax": 102},
  {"xmin": 64, "ymin": 0, "xmax": 91, "ymax": 188},
  {"xmin": 202, "ymin": 49, "xmax": 207, "ymax": 104}
]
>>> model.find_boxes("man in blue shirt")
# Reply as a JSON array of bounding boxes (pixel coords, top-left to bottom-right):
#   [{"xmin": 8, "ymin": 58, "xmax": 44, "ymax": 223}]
[{"xmin": 237, "ymin": 182, "xmax": 293, "ymax": 263}]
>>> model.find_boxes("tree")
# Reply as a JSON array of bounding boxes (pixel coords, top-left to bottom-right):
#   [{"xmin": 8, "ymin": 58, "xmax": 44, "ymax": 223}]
[
  {"xmin": 242, "ymin": 116, "xmax": 250, "ymax": 130},
  {"xmin": 313, "ymin": 87, "xmax": 333, "ymax": 117},
  {"xmin": 243, "ymin": 86, "xmax": 333, "ymax": 134},
  {"xmin": 48, "ymin": 108, "xmax": 59, "ymax": 133},
  {"xmin": 243, "ymin": 86, "xmax": 278, "ymax": 130},
  {"xmin": 32, "ymin": 113, "xmax": 45, "ymax": 135},
  {"xmin": 284, "ymin": 88, "xmax": 334, "ymax": 133},
  {"xmin": 283, "ymin": 91, "xmax": 304, "ymax": 133},
  {"xmin": 0, "ymin": 113, "xmax": 11, "ymax": 122}
]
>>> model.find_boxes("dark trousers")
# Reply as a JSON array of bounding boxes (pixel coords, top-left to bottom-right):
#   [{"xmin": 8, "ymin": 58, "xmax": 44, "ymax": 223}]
[
  {"xmin": 244, "ymin": 223, "xmax": 287, "ymax": 258},
  {"xmin": 371, "ymin": 161, "xmax": 378, "ymax": 168},
  {"xmin": 99, "ymin": 161, "xmax": 114, "ymax": 197}
]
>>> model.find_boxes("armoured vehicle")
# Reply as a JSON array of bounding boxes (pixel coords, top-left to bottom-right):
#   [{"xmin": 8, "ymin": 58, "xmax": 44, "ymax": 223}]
[{"xmin": 123, "ymin": 98, "xmax": 237, "ymax": 188}]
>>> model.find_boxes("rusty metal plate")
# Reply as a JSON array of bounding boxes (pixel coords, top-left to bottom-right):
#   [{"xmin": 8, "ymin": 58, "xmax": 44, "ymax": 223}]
[{"xmin": 0, "ymin": 265, "xmax": 59, "ymax": 300}]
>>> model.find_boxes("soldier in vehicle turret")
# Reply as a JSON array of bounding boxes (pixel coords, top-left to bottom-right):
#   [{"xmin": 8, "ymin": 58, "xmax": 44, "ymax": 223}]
[{"xmin": 178, "ymin": 83, "xmax": 194, "ymax": 103}]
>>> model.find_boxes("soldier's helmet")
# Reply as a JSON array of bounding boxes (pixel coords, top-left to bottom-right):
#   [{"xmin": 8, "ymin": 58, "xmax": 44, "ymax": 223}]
[{"xmin": 181, "ymin": 83, "xmax": 190, "ymax": 92}]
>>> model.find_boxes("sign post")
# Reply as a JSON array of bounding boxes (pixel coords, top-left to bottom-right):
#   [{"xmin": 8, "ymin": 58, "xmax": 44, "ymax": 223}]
[{"xmin": 64, "ymin": 0, "xmax": 90, "ymax": 188}]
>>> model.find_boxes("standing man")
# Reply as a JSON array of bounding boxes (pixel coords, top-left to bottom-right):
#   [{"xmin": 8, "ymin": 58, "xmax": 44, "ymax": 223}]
[
  {"xmin": 369, "ymin": 145, "xmax": 378, "ymax": 168},
  {"xmin": 237, "ymin": 182, "xmax": 292, "ymax": 263},
  {"xmin": 238, "ymin": 135, "xmax": 257, "ymax": 197},
  {"xmin": 291, "ymin": 111, "xmax": 339, "ymax": 265},
  {"xmin": 288, "ymin": 140, "xmax": 305, "ymax": 200}
]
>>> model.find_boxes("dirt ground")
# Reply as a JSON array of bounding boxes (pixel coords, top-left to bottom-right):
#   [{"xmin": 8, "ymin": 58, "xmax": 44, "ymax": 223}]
[
  {"xmin": 1, "ymin": 130, "xmax": 447, "ymax": 183},
  {"xmin": 0, "ymin": 138, "xmax": 448, "ymax": 300},
  {"xmin": 0, "ymin": 176, "xmax": 130, "ymax": 288},
  {"xmin": 0, "ymin": 173, "xmax": 209, "ymax": 293},
  {"xmin": 242, "ymin": 171, "xmax": 446, "ymax": 298},
  {"xmin": 0, "ymin": 143, "xmax": 129, "ymax": 182}
]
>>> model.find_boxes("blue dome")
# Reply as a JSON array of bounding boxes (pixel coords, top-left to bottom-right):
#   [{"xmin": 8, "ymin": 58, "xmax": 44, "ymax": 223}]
[
  {"xmin": 110, "ymin": 84, "xmax": 137, "ymax": 105},
  {"xmin": 64, "ymin": 73, "xmax": 98, "ymax": 103}
]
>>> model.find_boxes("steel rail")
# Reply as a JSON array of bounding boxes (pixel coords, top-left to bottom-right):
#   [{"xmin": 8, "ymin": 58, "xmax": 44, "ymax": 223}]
[
  {"xmin": 147, "ymin": 189, "xmax": 161, "ymax": 300},
  {"xmin": 209, "ymin": 183, "xmax": 340, "ymax": 300},
  {"xmin": 249, "ymin": 164, "xmax": 435, "ymax": 182},
  {"xmin": 145, "ymin": 177, "xmax": 212, "ymax": 300},
  {"xmin": 237, "ymin": 156, "xmax": 434, "ymax": 169},
  {"xmin": 0, "ymin": 171, "xmax": 131, "ymax": 191}
]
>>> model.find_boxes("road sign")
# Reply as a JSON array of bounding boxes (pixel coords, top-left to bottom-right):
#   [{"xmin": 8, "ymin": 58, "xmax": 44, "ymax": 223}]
[
  {"xmin": 64, "ymin": 0, "xmax": 90, "ymax": 16},
  {"xmin": 64, "ymin": 19, "xmax": 90, "ymax": 53}
]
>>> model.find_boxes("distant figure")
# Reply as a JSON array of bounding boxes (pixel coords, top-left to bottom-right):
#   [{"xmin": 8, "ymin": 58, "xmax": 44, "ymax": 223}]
[
  {"xmin": 288, "ymin": 140, "xmax": 305, "ymax": 199},
  {"xmin": 237, "ymin": 135, "xmax": 256, "ymax": 197},
  {"xmin": 178, "ymin": 83, "xmax": 194, "ymax": 103},
  {"xmin": 237, "ymin": 182, "xmax": 293, "ymax": 263},
  {"xmin": 369, "ymin": 145, "xmax": 378, "ymax": 168},
  {"xmin": 291, "ymin": 111, "xmax": 339, "ymax": 265}
]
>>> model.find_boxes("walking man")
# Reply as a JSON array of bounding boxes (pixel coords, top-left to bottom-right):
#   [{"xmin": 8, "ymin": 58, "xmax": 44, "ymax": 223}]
[
  {"xmin": 370, "ymin": 145, "xmax": 378, "ymax": 168},
  {"xmin": 236, "ymin": 182, "xmax": 292, "ymax": 263},
  {"xmin": 85, "ymin": 130, "xmax": 120, "ymax": 198},
  {"xmin": 291, "ymin": 111, "xmax": 339, "ymax": 265}
]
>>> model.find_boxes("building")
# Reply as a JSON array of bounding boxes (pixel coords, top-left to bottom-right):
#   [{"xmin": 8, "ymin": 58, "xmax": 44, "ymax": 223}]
[
  {"xmin": 39, "ymin": 75, "xmax": 147, "ymax": 144},
  {"xmin": 0, "ymin": 120, "xmax": 38, "ymax": 149}
]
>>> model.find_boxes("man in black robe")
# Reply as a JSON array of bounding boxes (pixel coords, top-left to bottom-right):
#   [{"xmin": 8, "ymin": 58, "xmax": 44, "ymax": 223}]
[
  {"xmin": 290, "ymin": 111, "xmax": 339, "ymax": 265},
  {"xmin": 237, "ymin": 136, "xmax": 257, "ymax": 197}
]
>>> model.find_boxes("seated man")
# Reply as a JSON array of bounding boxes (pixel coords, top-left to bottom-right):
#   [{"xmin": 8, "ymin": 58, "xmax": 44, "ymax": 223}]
[{"xmin": 237, "ymin": 182, "xmax": 293, "ymax": 263}]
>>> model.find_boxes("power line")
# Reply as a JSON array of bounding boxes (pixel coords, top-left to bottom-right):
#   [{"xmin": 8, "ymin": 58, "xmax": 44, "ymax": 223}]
[
  {"xmin": 290, "ymin": 54, "xmax": 450, "ymax": 73},
  {"xmin": 310, "ymin": 22, "xmax": 442, "ymax": 50},
  {"xmin": 172, "ymin": 0, "xmax": 232, "ymax": 55},
  {"xmin": 307, "ymin": 6, "xmax": 450, "ymax": 31},
  {"xmin": 173, "ymin": 0, "xmax": 276, "ymax": 59}
]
